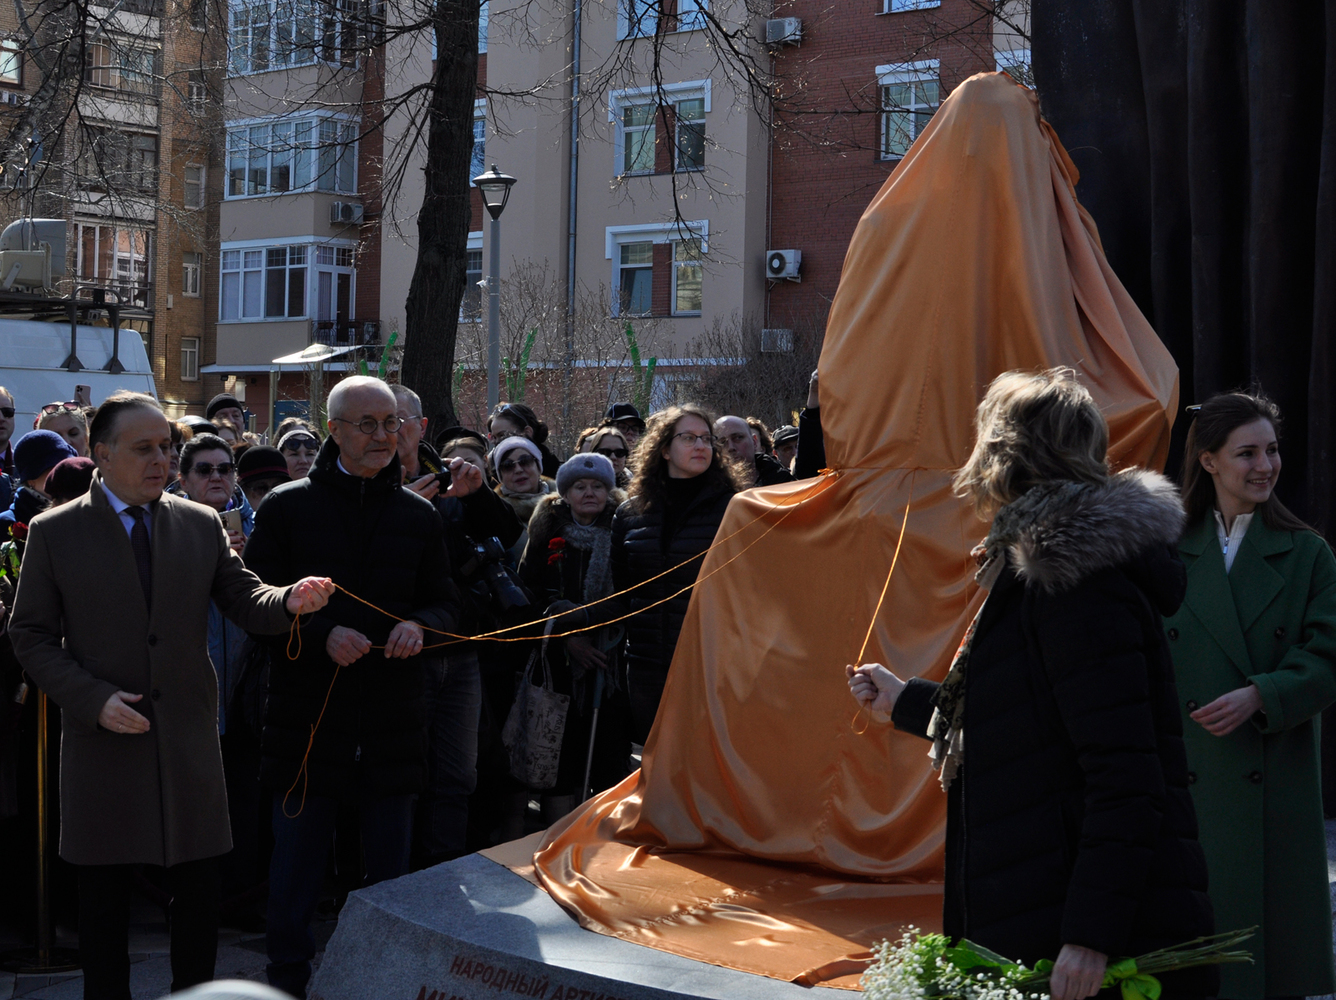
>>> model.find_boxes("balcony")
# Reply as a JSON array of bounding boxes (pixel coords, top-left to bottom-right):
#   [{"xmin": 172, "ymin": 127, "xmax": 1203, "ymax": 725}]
[{"xmin": 312, "ymin": 319, "xmax": 380, "ymax": 347}]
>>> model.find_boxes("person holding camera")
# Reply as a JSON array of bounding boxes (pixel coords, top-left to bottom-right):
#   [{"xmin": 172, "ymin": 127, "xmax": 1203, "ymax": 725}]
[
  {"xmin": 241, "ymin": 377, "xmax": 459, "ymax": 999},
  {"xmin": 390, "ymin": 384, "xmax": 525, "ymax": 863}
]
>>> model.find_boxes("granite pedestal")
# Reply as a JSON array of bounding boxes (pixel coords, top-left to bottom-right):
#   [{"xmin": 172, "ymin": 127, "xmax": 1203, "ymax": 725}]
[{"xmin": 310, "ymin": 847, "xmax": 849, "ymax": 1000}]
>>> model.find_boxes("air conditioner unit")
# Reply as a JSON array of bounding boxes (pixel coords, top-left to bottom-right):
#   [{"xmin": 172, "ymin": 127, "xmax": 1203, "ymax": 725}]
[
  {"xmin": 760, "ymin": 328, "xmax": 795, "ymax": 353},
  {"xmin": 0, "ymin": 91, "xmax": 24, "ymax": 106},
  {"xmin": 765, "ymin": 248, "xmax": 801, "ymax": 281},
  {"xmin": 330, "ymin": 201, "xmax": 365, "ymax": 224},
  {"xmin": 765, "ymin": 17, "xmax": 802, "ymax": 46}
]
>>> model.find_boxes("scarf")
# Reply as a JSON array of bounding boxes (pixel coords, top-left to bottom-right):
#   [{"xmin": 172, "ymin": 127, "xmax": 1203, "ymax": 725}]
[
  {"xmin": 562, "ymin": 520, "xmax": 613, "ymax": 603},
  {"xmin": 925, "ymin": 481, "xmax": 1090, "ymax": 790}
]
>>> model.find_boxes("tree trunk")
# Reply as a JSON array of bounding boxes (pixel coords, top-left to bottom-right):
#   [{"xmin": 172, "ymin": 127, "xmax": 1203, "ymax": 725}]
[{"xmin": 401, "ymin": 0, "xmax": 480, "ymax": 433}]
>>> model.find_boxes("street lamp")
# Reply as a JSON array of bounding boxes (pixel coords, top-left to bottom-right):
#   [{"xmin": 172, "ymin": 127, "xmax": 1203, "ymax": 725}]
[{"xmin": 473, "ymin": 164, "xmax": 517, "ymax": 411}]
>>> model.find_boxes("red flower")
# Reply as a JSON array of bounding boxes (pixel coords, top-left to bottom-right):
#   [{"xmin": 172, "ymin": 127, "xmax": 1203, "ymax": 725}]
[
  {"xmin": 547, "ymin": 552, "xmax": 563, "ymax": 566},
  {"xmin": 11, "ymin": 522, "xmax": 28, "ymax": 541},
  {"xmin": 548, "ymin": 537, "xmax": 566, "ymax": 550}
]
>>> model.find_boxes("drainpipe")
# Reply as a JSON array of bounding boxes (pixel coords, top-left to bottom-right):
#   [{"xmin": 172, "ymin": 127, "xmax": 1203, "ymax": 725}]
[{"xmin": 562, "ymin": 0, "xmax": 582, "ymax": 426}]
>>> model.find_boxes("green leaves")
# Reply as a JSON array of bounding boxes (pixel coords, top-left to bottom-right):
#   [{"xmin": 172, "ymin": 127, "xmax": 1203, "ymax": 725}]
[
  {"xmin": 943, "ymin": 939, "xmax": 1023, "ymax": 976},
  {"xmin": 622, "ymin": 321, "xmax": 656, "ymax": 414},
  {"xmin": 1102, "ymin": 959, "xmax": 1161, "ymax": 1000},
  {"xmin": 503, "ymin": 327, "xmax": 538, "ymax": 401}
]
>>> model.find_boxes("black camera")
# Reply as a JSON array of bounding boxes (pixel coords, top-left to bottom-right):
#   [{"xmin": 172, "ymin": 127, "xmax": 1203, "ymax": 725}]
[{"xmin": 459, "ymin": 536, "xmax": 531, "ymax": 611}]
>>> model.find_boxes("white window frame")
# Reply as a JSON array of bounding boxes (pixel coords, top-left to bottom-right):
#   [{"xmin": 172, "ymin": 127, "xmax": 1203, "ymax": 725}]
[
  {"xmin": 218, "ymin": 237, "xmax": 356, "ymax": 323},
  {"xmin": 676, "ymin": 0, "xmax": 707, "ymax": 31},
  {"xmin": 0, "ymin": 37, "xmax": 23, "ymax": 85},
  {"xmin": 616, "ymin": 0, "xmax": 656, "ymax": 40},
  {"xmin": 876, "ymin": 59, "xmax": 939, "ymax": 161},
  {"xmin": 182, "ymin": 251, "xmax": 202, "ymax": 296},
  {"xmin": 671, "ymin": 236, "xmax": 703, "ymax": 316},
  {"xmin": 478, "ymin": 0, "xmax": 488, "ymax": 52},
  {"xmin": 181, "ymin": 336, "xmax": 200, "ymax": 380},
  {"xmin": 461, "ymin": 230, "xmax": 483, "ymax": 321},
  {"xmin": 604, "ymin": 220, "xmax": 708, "ymax": 317},
  {"xmin": 227, "ymin": 0, "xmax": 360, "ymax": 76},
  {"xmin": 187, "ymin": 75, "xmax": 207, "ymax": 115},
  {"xmin": 85, "ymin": 38, "xmax": 160, "ymax": 95},
  {"xmin": 184, "ymin": 163, "xmax": 205, "ymax": 208},
  {"xmin": 225, "ymin": 113, "xmax": 358, "ymax": 199},
  {"xmin": 995, "ymin": 47, "xmax": 1033, "ymax": 87},
  {"xmin": 879, "ymin": 0, "xmax": 940, "ymax": 11},
  {"xmin": 609, "ymin": 79, "xmax": 711, "ymax": 178},
  {"xmin": 470, "ymin": 98, "xmax": 486, "ymax": 181}
]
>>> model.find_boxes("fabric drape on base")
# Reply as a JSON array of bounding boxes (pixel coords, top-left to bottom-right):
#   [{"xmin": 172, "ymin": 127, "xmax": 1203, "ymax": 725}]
[{"xmin": 525, "ymin": 73, "xmax": 1181, "ymax": 989}]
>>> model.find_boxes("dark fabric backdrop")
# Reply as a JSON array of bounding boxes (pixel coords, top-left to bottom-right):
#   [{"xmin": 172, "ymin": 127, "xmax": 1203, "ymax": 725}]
[{"xmin": 1031, "ymin": 0, "xmax": 1336, "ymax": 813}]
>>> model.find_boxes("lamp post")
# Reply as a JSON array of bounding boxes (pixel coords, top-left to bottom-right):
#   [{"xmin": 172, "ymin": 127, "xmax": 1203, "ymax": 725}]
[{"xmin": 473, "ymin": 164, "xmax": 517, "ymax": 411}]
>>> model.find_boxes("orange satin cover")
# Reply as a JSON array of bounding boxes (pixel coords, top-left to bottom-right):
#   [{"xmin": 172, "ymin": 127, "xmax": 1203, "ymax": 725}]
[{"xmin": 524, "ymin": 74, "xmax": 1180, "ymax": 989}]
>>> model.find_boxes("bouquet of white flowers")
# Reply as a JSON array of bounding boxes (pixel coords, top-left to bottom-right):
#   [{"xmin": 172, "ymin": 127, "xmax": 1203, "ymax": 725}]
[{"xmin": 860, "ymin": 928, "xmax": 1254, "ymax": 1000}]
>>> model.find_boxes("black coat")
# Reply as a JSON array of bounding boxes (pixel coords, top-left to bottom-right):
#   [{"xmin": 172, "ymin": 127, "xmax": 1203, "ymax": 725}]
[
  {"xmin": 605, "ymin": 477, "xmax": 733, "ymax": 676},
  {"xmin": 892, "ymin": 472, "xmax": 1215, "ymax": 991},
  {"xmin": 754, "ymin": 454, "xmax": 795, "ymax": 487},
  {"xmin": 243, "ymin": 439, "xmax": 457, "ymax": 801}
]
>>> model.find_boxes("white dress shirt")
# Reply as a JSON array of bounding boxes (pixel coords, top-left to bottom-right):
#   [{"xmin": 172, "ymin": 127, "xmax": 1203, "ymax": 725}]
[{"xmin": 101, "ymin": 482, "xmax": 152, "ymax": 540}]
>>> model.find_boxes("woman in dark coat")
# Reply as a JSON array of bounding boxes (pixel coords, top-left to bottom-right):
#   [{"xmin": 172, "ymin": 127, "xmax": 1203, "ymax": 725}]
[
  {"xmin": 574, "ymin": 404, "xmax": 744, "ymax": 743},
  {"xmin": 1165, "ymin": 392, "xmax": 1336, "ymax": 1000},
  {"xmin": 517, "ymin": 453, "xmax": 631, "ymax": 817},
  {"xmin": 849, "ymin": 369, "xmax": 1216, "ymax": 1000}
]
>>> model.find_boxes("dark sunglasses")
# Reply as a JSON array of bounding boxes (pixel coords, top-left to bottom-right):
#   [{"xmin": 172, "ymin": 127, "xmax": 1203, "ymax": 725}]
[
  {"xmin": 280, "ymin": 435, "xmax": 319, "ymax": 451},
  {"xmin": 0, "ymin": 407, "xmax": 13, "ymax": 419},
  {"xmin": 40, "ymin": 401, "xmax": 81, "ymax": 416},
  {"xmin": 596, "ymin": 448, "xmax": 628, "ymax": 459},
  {"xmin": 498, "ymin": 455, "xmax": 537, "ymax": 473},
  {"xmin": 190, "ymin": 461, "xmax": 236, "ymax": 478}
]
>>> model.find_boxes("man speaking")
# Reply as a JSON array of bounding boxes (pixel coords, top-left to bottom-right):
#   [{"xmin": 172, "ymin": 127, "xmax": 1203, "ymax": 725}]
[{"xmin": 9, "ymin": 392, "xmax": 334, "ymax": 1000}]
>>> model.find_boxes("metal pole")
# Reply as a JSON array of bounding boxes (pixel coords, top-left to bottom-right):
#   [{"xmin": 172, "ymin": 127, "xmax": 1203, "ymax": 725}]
[
  {"xmin": 487, "ymin": 214, "xmax": 502, "ymax": 410},
  {"xmin": 268, "ymin": 367, "xmax": 279, "ymax": 440},
  {"xmin": 35, "ymin": 690, "xmax": 50, "ymax": 966}
]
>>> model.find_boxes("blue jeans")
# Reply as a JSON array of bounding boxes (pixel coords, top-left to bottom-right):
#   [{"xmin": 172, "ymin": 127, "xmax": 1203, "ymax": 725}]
[
  {"xmin": 418, "ymin": 649, "xmax": 481, "ymax": 860},
  {"xmin": 265, "ymin": 792, "xmax": 414, "ymax": 998}
]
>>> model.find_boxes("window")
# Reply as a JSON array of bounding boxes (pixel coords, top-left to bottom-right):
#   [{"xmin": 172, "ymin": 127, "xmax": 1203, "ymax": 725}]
[
  {"xmin": 76, "ymin": 223, "xmax": 153, "ymax": 308},
  {"xmin": 996, "ymin": 48, "xmax": 1033, "ymax": 87},
  {"xmin": 220, "ymin": 241, "xmax": 352, "ymax": 321},
  {"xmin": 478, "ymin": 0, "xmax": 488, "ymax": 52},
  {"xmin": 618, "ymin": 243, "xmax": 652, "ymax": 315},
  {"xmin": 183, "ymin": 252, "xmax": 202, "ymax": 296},
  {"xmin": 77, "ymin": 128, "xmax": 158, "ymax": 194},
  {"xmin": 470, "ymin": 99, "xmax": 486, "ymax": 180},
  {"xmin": 881, "ymin": 0, "xmax": 940, "ymax": 10},
  {"xmin": 85, "ymin": 41, "xmax": 160, "ymax": 95},
  {"xmin": 187, "ymin": 0, "xmax": 207, "ymax": 29},
  {"xmin": 229, "ymin": 0, "xmax": 359, "ymax": 74},
  {"xmin": 184, "ymin": 164, "xmax": 204, "ymax": 208},
  {"xmin": 877, "ymin": 60, "xmax": 939, "ymax": 159},
  {"xmin": 0, "ymin": 38, "xmax": 22, "ymax": 85},
  {"xmin": 188, "ymin": 74, "xmax": 207, "ymax": 115},
  {"xmin": 462, "ymin": 242, "xmax": 483, "ymax": 320},
  {"xmin": 617, "ymin": 0, "xmax": 656, "ymax": 39},
  {"xmin": 672, "ymin": 238, "xmax": 702, "ymax": 314},
  {"xmin": 621, "ymin": 105, "xmax": 655, "ymax": 175},
  {"xmin": 181, "ymin": 337, "xmax": 200, "ymax": 380},
  {"xmin": 675, "ymin": 98, "xmax": 704, "ymax": 170},
  {"xmin": 677, "ymin": 0, "xmax": 707, "ymax": 31},
  {"xmin": 226, "ymin": 116, "xmax": 357, "ymax": 197}
]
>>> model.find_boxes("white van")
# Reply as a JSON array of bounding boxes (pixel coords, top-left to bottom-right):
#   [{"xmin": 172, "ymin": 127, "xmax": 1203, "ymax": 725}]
[{"xmin": 0, "ymin": 317, "xmax": 157, "ymax": 426}]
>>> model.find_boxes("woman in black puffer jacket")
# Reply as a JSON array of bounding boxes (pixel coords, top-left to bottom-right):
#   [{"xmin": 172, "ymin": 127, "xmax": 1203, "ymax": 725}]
[
  {"xmin": 579, "ymin": 404, "xmax": 745, "ymax": 743},
  {"xmin": 850, "ymin": 369, "xmax": 1216, "ymax": 1000}
]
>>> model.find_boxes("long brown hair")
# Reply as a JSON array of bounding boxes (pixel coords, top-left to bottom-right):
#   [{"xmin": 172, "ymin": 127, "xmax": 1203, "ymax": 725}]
[
  {"xmin": 1180, "ymin": 391, "xmax": 1314, "ymax": 533},
  {"xmin": 628, "ymin": 404, "xmax": 746, "ymax": 510}
]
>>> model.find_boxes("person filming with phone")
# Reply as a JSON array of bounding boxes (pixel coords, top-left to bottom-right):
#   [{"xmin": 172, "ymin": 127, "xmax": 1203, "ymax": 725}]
[{"xmin": 7, "ymin": 392, "xmax": 334, "ymax": 1000}]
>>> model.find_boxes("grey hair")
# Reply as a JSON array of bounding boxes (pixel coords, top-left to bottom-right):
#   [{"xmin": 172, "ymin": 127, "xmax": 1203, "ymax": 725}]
[
  {"xmin": 327, "ymin": 376, "xmax": 396, "ymax": 420},
  {"xmin": 953, "ymin": 367, "xmax": 1109, "ymax": 517},
  {"xmin": 389, "ymin": 383, "xmax": 423, "ymax": 417}
]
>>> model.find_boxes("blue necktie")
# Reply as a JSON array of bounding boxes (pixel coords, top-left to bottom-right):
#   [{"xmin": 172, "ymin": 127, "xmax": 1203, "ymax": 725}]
[{"xmin": 126, "ymin": 506, "xmax": 152, "ymax": 603}]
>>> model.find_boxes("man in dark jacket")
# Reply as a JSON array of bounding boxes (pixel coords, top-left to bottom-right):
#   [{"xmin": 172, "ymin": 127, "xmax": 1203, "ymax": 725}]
[
  {"xmin": 242, "ymin": 377, "xmax": 458, "ymax": 998},
  {"xmin": 714, "ymin": 415, "xmax": 793, "ymax": 488}
]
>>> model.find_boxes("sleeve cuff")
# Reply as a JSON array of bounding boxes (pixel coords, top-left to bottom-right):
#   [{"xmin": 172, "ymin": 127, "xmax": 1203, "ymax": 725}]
[
  {"xmin": 1247, "ymin": 672, "xmax": 1284, "ymax": 733},
  {"xmin": 891, "ymin": 676, "xmax": 940, "ymax": 740}
]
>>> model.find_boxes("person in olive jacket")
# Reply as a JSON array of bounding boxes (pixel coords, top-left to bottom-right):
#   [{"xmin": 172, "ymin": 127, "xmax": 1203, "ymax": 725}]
[
  {"xmin": 241, "ymin": 377, "xmax": 458, "ymax": 999},
  {"xmin": 572, "ymin": 405, "xmax": 745, "ymax": 743},
  {"xmin": 849, "ymin": 370, "xmax": 1216, "ymax": 1000},
  {"xmin": 1165, "ymin": 392, "xmax": 1336, "ymax": 1000}
]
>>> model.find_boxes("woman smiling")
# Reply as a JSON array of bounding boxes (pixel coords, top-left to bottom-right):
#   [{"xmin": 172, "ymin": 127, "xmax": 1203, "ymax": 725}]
[{"xmin": 1166, "ymin": 392, "xmax": 1336, "ymax": 1000}]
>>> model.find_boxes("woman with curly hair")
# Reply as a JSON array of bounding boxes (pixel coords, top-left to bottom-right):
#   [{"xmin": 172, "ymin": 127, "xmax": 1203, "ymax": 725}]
[{"xmin": 572, "ymin": 404, "xmax": 747, "ymax": 742}]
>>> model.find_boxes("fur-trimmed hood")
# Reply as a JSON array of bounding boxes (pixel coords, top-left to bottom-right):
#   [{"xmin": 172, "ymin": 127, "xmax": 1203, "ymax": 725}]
[
  {"xmin": 1000, "ymin": 469, "xmax": 1185, "ymax": 594},
  {"xmin": 527, "ymin": 487, "xmax": 627, "ymax": 538}
]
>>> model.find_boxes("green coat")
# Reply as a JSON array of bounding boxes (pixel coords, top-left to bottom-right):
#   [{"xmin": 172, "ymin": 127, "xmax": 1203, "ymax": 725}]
[{"xmin": 1165, "ymin": 515, "xmax": 1336, "ymax": 998}]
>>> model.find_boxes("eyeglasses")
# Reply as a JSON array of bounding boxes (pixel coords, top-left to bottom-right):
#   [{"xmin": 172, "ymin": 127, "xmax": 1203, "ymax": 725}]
[
  {"xmin": 40, "ymin": 401, "xmax": 81, "ymax": 416},
  {"xmin": 596, "ymin": 448, "xmax": 629, "ymax": 459},
  {"xmin": 673, "ymin": 432, "xmax": 715, "ymax": 447},
  {"xmin": 331, "ymin": 416, "xmax": 403, "ymax": 435},
  {"xmin": 498, "ymin": 455, "xmax": 537, "ymax": 473},
  {"xmin": 190, "ymin": 461, "xmax": 236, "ymax": 478},
  {"xmin": 0, "ymin": 407, "xmax": 13, "ymax": 419},
  {"xmin": 280, "ymin": 436, "xmax": 319, "ymax": 451}
]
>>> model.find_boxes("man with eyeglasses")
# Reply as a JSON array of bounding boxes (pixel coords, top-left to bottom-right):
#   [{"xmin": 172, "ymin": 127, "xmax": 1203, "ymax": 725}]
[
  {"xmin": 241, "ymin": 376, "xmax": 459, "ymax": 999},
  {"xmin": 713, "ymin": 414, "xmax": 794, "ymax": 488}
]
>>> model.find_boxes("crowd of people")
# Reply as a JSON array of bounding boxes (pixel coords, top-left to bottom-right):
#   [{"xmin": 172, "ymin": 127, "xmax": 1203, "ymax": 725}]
[
  {"xmin": 0, "ymin": 368, "xmax": 1333, "ymax": 1000},
  {"xmin": 0, "ymin": 377, "xmax": 823, "ymax": 1000}
]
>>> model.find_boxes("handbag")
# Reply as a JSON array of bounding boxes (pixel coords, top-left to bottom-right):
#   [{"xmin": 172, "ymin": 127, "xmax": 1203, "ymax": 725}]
[{"xmin": 500, "ymin": 622, "xmax": 569, "ymax": 789}]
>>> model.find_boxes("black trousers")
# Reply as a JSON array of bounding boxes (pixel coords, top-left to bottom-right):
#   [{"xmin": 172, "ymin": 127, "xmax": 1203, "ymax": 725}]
[{"xmin": 78, "ymin": 856, "xmax": 220, "ymax": 1000}]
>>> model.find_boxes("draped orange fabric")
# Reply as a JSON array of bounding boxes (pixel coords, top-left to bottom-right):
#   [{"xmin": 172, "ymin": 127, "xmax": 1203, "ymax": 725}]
[{"xmin": 523, "ymin": 73, "xmax": 1180, "ymax": 989}]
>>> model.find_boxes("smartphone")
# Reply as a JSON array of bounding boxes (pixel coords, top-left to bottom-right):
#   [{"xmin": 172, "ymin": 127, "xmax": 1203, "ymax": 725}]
[
  {"xmin": 221, "ymin": 509, "xmax": 243, "ymax": 535},
  {"xmin": 74, "ymin": 384, "xmax": 92, "ymax": 407}
]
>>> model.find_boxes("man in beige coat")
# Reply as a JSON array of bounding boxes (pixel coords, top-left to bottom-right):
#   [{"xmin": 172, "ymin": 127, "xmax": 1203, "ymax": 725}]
[{"xmin": 9, "ymin": 392, "xmax": 333, "ymax": 1000}]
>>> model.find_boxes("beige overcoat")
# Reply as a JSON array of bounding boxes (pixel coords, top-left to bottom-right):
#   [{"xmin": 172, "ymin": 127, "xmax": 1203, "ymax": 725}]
[{"xmin": 8, "ymin": 474, "xmax": 294, "ymax": 866}]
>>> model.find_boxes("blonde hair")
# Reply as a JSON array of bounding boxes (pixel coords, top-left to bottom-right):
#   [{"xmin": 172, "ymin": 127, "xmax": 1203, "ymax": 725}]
[
  {"xmin": 38, "ymin": 406, "xmax": 88, "ymax": 436},
  {"xmin": 953, "ymin": 367, "xmax": 1109, "ymax": 516}
]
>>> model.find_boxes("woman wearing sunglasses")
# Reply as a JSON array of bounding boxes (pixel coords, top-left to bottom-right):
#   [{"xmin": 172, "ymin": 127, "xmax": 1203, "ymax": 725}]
[
  {"xmin": 487, "ymin": 401, "xmax": 561, "ymax": 478},
  {"xmin": 585, "ymin": 426, "xmax": 633, "ymax": 488},
  {"xmin": 36, "ymin": 401, "xmax": 90, "ymax": 458}
]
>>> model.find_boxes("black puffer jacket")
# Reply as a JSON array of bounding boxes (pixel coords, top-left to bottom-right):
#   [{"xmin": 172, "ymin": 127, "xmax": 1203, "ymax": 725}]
[
  {"xmin": 892, "ymin": 471, "xmax": 1216, "ymax": 992},
  {"xmin": 606, "ymin": 476, "xmax": 733, "ymax": 675},
  {"xmin": 243, "ymin": 439, "xmax": 457, "ymax": 801}
]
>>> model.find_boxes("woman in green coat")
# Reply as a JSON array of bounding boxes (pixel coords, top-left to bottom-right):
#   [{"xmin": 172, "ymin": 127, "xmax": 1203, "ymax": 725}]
[{"xmin": 1166, "ymin": 391, "xmax": 1336, "ymax": 999}]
